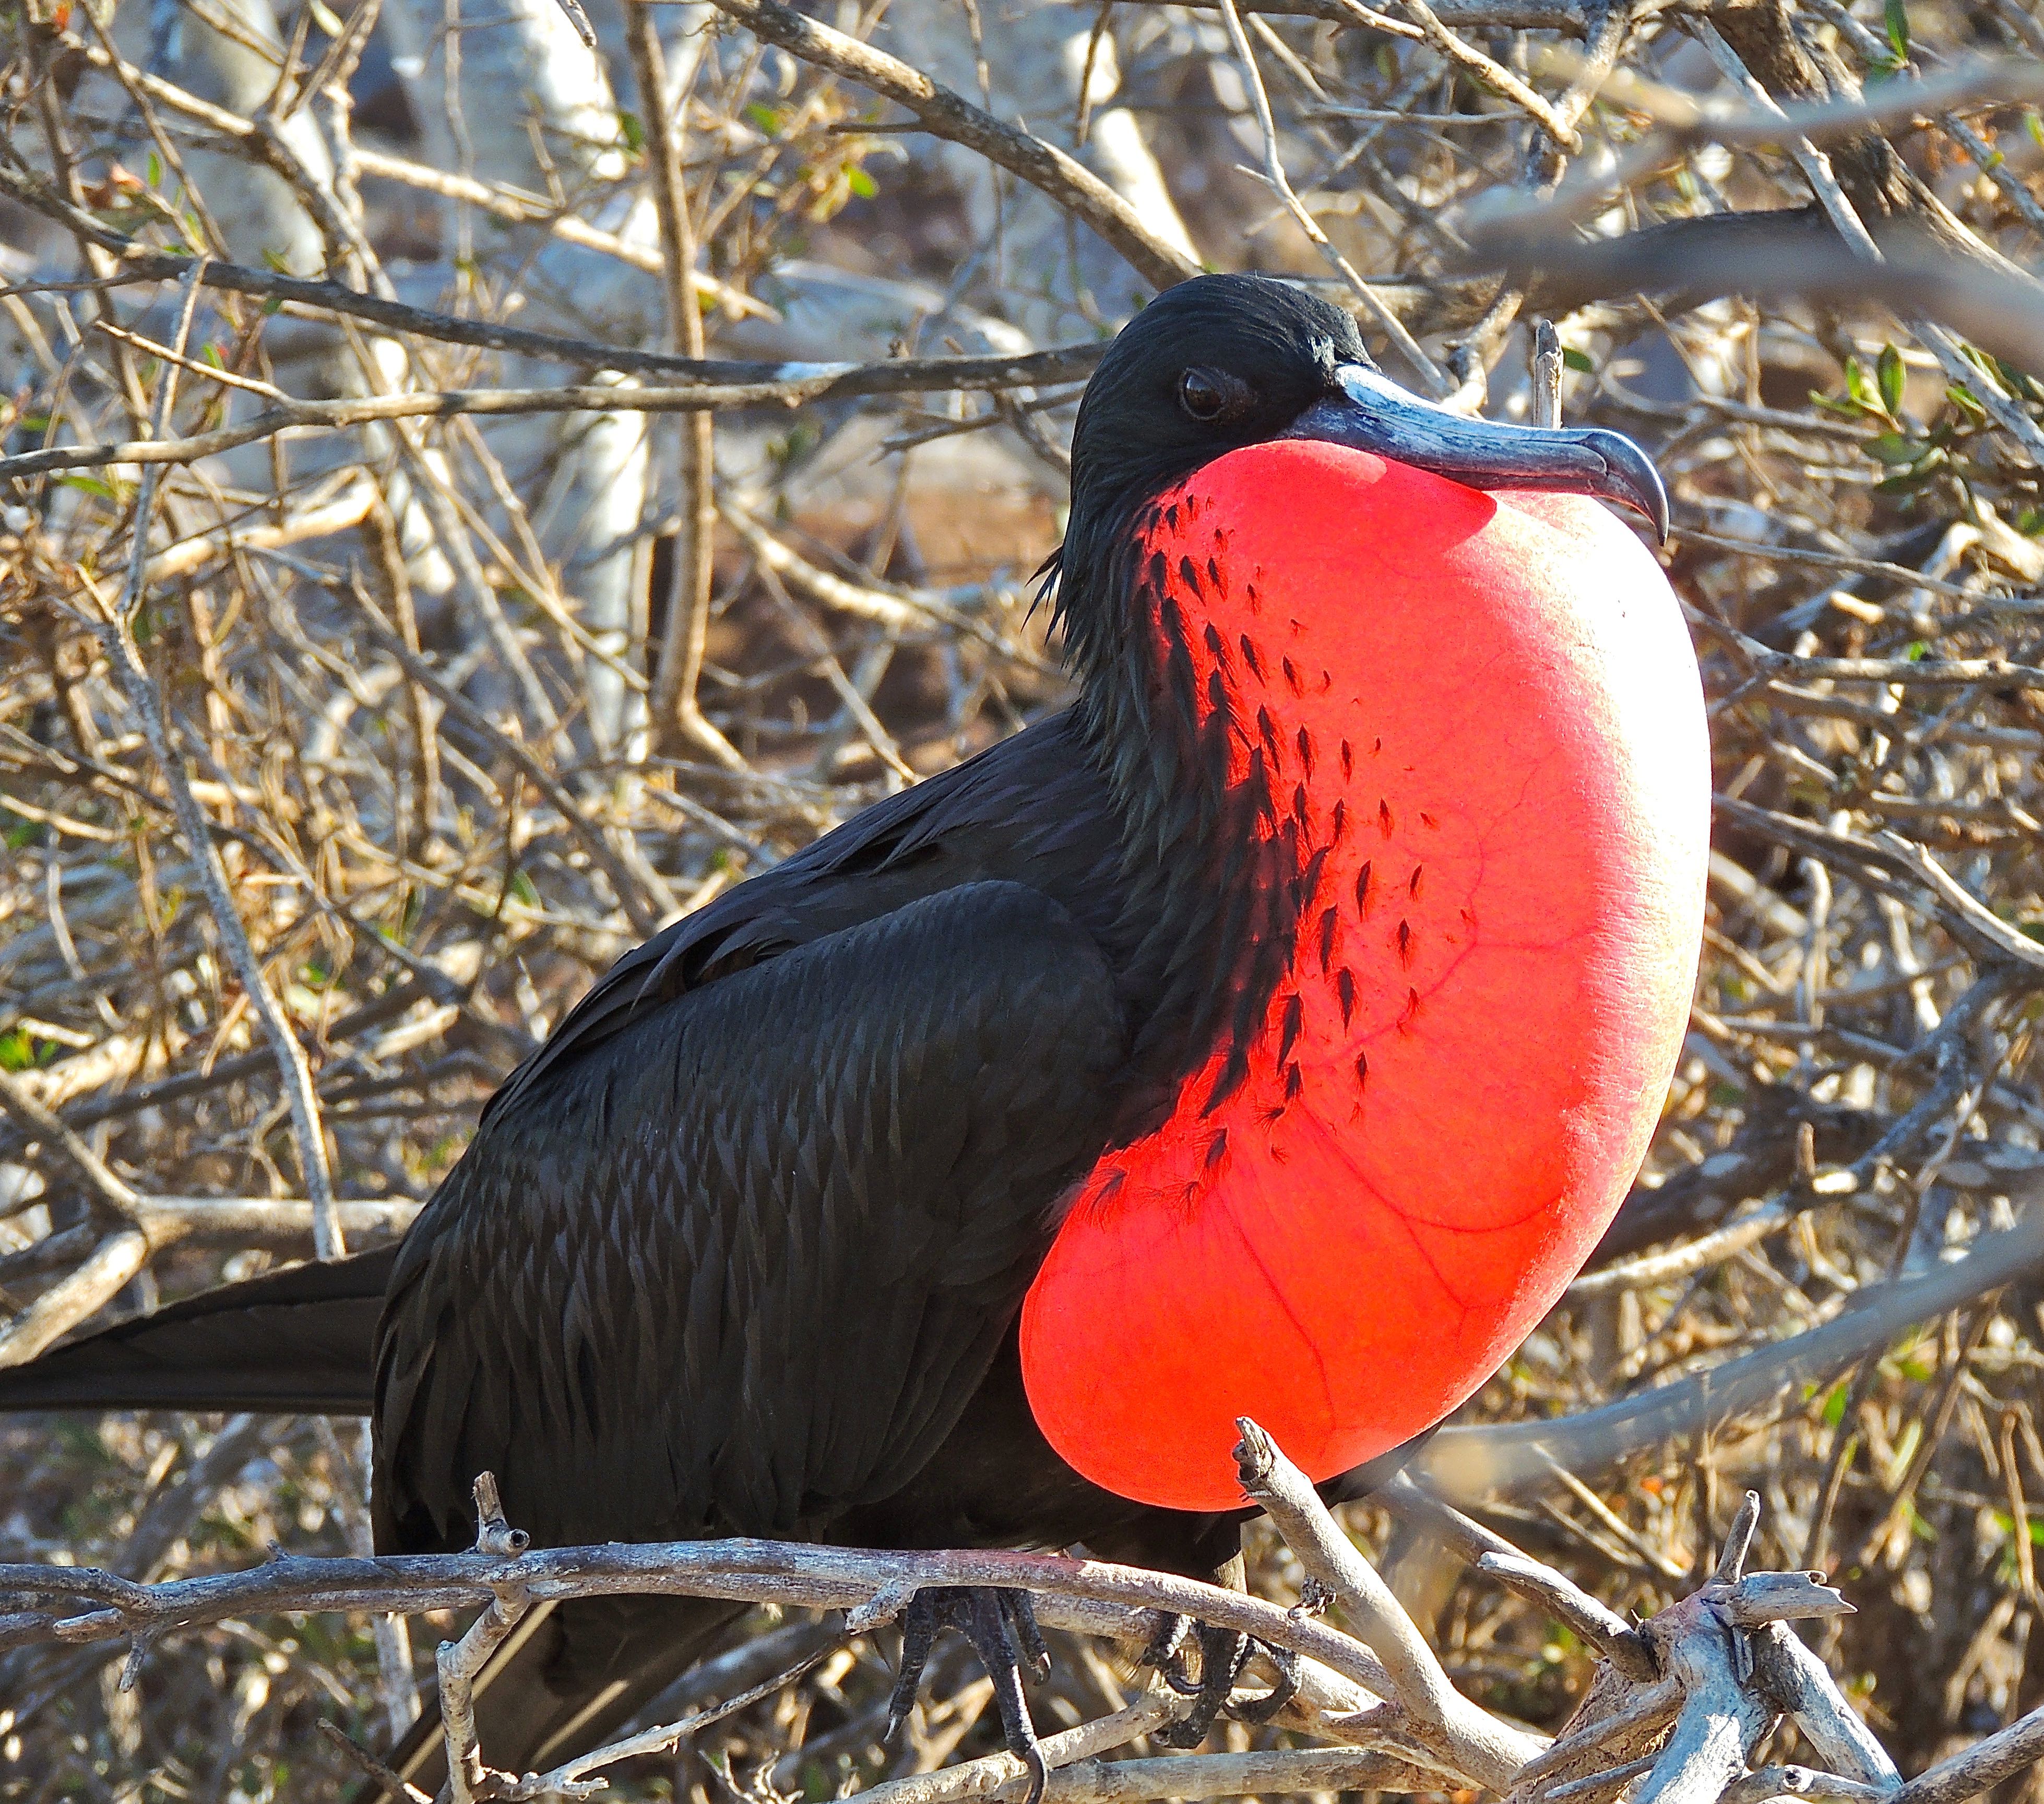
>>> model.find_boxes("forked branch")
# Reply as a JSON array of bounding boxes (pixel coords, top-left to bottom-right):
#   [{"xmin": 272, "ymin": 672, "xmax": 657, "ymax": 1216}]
[{"xmin": 6, "ymin": 1433, "xmax": 2041, "ymax": 1804}]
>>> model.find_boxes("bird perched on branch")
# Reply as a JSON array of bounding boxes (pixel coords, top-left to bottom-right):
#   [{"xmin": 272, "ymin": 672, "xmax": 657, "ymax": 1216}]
[{"xmin": 0, "ymin": 275, "xmax": 1709, "ymax": 1794}]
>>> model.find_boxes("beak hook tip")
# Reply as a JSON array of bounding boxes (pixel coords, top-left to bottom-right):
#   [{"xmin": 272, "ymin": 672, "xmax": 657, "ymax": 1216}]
[{"xmin": 1587, "ymin": 432, "xmax": 1670, "ymax": 545}]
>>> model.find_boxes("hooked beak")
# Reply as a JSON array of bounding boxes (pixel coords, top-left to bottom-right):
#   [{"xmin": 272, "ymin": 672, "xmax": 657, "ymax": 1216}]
[{"xmin": 1284, "ymin": 364, "xmax": 1669, "ymax": 543}]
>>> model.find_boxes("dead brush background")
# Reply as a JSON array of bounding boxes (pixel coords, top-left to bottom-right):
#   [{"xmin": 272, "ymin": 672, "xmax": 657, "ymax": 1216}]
[{"xmin": 2, "ymin": 0, "xmax": 2043, "ymax": 1796}]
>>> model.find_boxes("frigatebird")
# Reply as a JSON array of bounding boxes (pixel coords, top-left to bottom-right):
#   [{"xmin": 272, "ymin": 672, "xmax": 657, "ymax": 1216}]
[{"xmin": 0, "ymin": 275, "xmax": 1710, "ymax": 1790}]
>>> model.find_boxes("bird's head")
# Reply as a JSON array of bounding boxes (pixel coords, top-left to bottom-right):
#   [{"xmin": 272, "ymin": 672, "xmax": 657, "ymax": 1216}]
[{"xmin": 1059, "ymin": 274, "xmax": 1666, "ymax": 603}]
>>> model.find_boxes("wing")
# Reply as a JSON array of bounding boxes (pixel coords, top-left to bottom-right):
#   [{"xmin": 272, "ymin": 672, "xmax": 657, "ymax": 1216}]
[
  {"xmin": 373, "ymin": 879, "xmax": 1128, "ymax": 1554},
  {"xmin": 480, "ymin": 711, "xmax": 1119, "ymax": 1123}
]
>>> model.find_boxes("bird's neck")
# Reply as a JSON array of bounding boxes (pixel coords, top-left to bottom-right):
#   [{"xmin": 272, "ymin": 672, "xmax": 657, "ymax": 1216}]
[{"xmin": 1066, "ymin": 482, "xmax": 1324, "ymax": 1106}]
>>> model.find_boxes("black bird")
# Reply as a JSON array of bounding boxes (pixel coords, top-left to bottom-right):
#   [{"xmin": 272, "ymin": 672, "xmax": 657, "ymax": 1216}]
[{"xmin": 0, "ymin": 275, "xmax": 1701, "ymax": 1793}]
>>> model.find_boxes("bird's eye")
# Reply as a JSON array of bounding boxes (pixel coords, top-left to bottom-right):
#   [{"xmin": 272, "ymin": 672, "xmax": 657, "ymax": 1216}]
[{"xmin": 1178, "ymin": 367, "xmax": 1246, "ymax": 423}]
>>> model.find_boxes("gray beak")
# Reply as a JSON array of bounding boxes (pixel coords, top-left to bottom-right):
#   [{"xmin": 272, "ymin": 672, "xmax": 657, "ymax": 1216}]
[{"xmin": 1284, "ymin": 364, "xmax": 1670, "ymax": 542}]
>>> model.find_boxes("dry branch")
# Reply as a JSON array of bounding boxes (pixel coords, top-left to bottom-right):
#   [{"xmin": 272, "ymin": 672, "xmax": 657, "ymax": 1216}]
[
  {"xmin": 1233, "ymin": 1416, "xmax": 1541, "ymax": 1784},
  {"xmin": 1428, "ymin": 1212, "xmax": 2044, "ymax": 1490},
  {"xmin": 698, "ymin": 0, "xmax": 1199, "ymax": 292},
  {"xmin": 0, "ymin": 169, "xmax": 1112, "ymax": 397},
  {"xmin": 4, "ymin": 1442, "xmax": 2029, "ymax": 1804}
]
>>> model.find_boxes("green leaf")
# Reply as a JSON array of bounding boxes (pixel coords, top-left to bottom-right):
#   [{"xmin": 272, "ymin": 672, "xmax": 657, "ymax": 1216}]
[
  {"xmin": 745, "ymin": 101, "xmax": 782, "ymax": 137},
  {"xmin": 0, "ymin": 1028, "xmax": 54, "ymax": 1072},
  {"xmin": 1889, "ymin": 1419, "xmax": 1926, "ymax": 1481},
  {"xmin": 146, "ymin": 150, "xmax": 162, "ymax": 187},
  {"xmin": 1877, "ymin": 344, "xmax": 1905, "ymax": 417},
  {"xmin": 617, "ymin": 109, "xmax": 645, "ymax": 152},
  {"xmin": 1561, "ymin": 347, "xmax": 1595, "ymax": 373},
  {"xmin": 1863, "ymin": 432, "xmax": 1922, "ymax": 465},
  {"xmin": 1990, "ymin": 1509, "xmax": 2044, "ymax": 1546},
  {"xmin": 203, "ymin": 342, "xmax": 225, "ymax": 369},
  {"xmin": 1844, "ymin": 357, "xmax": 1879, "ymax": 411},
  {"xmin": 1997, "ymin": 355, "xmax": 2044, "ymax": 404},
  {"xmin": 56, "ymin": 473, "xmax": 119, "ymax": 501},
  {"xmin": 1947, "ymin": 384, "xmax": 1988, "ymax": 423},
  {"xmin": 508, "ymin": 869, "xmax": 539, "ymax": 908},
  {"xmin": 1906, "ymin": 642, "xmax": 1928, "ymax": 663},
  {"xmin": 1884, "ymin": 0, "xmax": 1909, "ymax": 61},
  {"xmin": 846, "ymin": 164, "xmax": 877, "ymax": 200},
  {"xmin": 1821, "ymin": 1378, "xmax": 1851, "ymax": 1428},
  {"xmin": 1811, "ymin": 390, "xmax": 1872, "ymax": 420},
  {"xmin": 2030, "ymin": 110, "xmax": 2044, "ymax": 152}
]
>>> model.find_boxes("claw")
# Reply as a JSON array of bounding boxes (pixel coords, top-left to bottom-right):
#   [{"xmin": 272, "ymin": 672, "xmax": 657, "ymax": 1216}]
[
  {"xmin": 1142, "ymin": 1624, "xmax": 1300, "ymax": 1745},
  {"xmin": 1228, "ymin": 1641, "xmax": 1300, "ymax": 1725},
  {"xmin": 1152, "ymin": 1622, "xmax": 1244, "ymax": 1748},
  {"xmin": 885, "ymin": 1597, "xmax": 941, "ymax": 1741},
  {"xmin": 1000, "ymin": 1588, "xmax": 1052, "ymax": 1682},
  {"xmin": 884, "ymin": 1587, "xmax": 1052, "ymax": 1804},
  {"xmin": 1138, "ymin": 1612, "xmax": 1190, "ymax": 1676}
]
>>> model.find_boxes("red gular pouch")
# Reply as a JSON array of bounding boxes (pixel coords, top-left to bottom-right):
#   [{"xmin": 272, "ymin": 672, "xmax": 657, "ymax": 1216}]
[{"xmin": 1020, "ymin": 440, "xmax": 1710, "ymax": 1512}]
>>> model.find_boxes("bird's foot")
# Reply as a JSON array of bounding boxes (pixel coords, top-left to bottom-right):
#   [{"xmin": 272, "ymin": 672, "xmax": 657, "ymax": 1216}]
[
  {"xmin": 1143, "ymin": 1621, "xmax": 1301, "ymax": 1747},
  {"xmin": 1231, "ymin": 1639, "xmax": 1301, "ymax": 1724},
  {"xmin": 886, "ymin": 1587, "xmax": 1051, "ymax": 1804}
]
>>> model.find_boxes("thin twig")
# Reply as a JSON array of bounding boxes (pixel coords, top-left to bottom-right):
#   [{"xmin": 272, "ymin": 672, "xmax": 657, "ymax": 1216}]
[
  {"xmin": 73, "ymin": 263, "xmax": 342, "ymax": 1260},
  {"xmin": 1215, "ymin": 0, "xmax": 1451, "ymax": 395},
  {"xmin": 699, "ymin": 0, "xmax": 1198, "ymax": 290}
]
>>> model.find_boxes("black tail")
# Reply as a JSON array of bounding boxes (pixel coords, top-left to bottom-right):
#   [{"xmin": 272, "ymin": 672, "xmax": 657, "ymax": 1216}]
[
  {"xmin": 0, "ymin": 1251, "xmax": 746, "ymax": 1793},
  {"xmin": 0, "ymin": 1246, "xmax": 393, "ymax": 1413}
]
